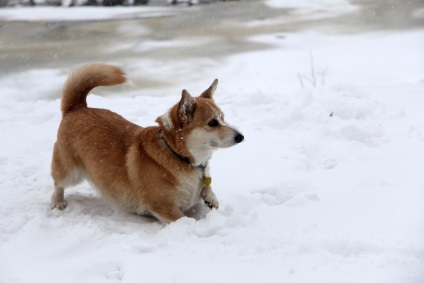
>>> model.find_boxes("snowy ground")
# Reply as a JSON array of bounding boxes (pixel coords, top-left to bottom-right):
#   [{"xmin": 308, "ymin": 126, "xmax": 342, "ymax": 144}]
[{"xmin": 1, "ymin": 1, "xmax": 424, "ymax": 283}]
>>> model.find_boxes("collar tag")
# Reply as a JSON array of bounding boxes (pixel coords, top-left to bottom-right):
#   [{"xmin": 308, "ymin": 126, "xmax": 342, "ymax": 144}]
[
  {"xmin": 202, "ymin": 163, "xmax": 211, "ymax": 186},
  {"xmin": 203, "ymin": 176, "xmax": 212, "ymax": 186}
]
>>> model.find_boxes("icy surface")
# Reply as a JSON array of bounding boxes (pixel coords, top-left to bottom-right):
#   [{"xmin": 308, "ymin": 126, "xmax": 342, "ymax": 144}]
[
  {"xmin": 265, "ymin": 0, "xmax": 360, "ymax": 19},
  {"xmin": 1, "ymin": 3, "xmax": 424, "ymax": 283},
  {"xmin": 0, "ymin": 6, "xmax": 173, "ymax": 21}
]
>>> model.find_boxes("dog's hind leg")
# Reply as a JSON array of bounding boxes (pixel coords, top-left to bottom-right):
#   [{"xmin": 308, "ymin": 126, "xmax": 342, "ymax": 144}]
[
  {"xmin": 50, "ymin": 143, "xmax": 83, "ymax": 210},
  {"xmin": 51, "ymin": 144, "xmax": 66, "ymax": 210},
  {"xmin": 51, "ymin": 184, "xmax": 67, "ymax": 210},
  {"xmin": 51, "ymin": 168, "xmax": 84, "ymax": 210}
]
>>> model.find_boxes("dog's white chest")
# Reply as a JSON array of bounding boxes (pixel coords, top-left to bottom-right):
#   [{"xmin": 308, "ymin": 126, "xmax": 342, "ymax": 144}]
[{"xmin": 177, "ymin": 170, "xmax": 204, "ymax": 211}]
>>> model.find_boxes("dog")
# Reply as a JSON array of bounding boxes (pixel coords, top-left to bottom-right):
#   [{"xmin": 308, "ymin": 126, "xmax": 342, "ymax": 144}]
[{"xmin": 50, "ymin": 63, "xmax": 244, "ymax": 224}]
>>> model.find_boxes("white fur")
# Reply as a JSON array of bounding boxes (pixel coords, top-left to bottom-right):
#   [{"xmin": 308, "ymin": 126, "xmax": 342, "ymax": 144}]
[
  {"xmin": 177, "ymin": 169, "xmax": 204, "ymax": 211},
  {"xmin": 189, "ymin": 146, "xmax": 215, "ymax": 167},
  {"xmin": 57, "ymin": 169, "xmax": 85, "ymax": 188},
  {"xmin": 218, "ymin": 113, "xmax": 228, "ymax": 126},
  {"xmin": 160, "ymin": 111, "xmax": 174, "ymax": 130},
  {"xmin": 51, "ymin": 185, "xmax": 67, "ymax": 210},
  {"xmin": 203, "ymin": 163, "xmax": 211, "ymax": 178},
  {"xmin": 52, "ymin": 169, "xmax": 85, "ymax": 209},
  {"xmin": 201, "ymin": 186, "xmax": 219, "ymax": 208},
  {"xmin": 186, "ymin": 129, "xmax": 216, "ymax": 166}
]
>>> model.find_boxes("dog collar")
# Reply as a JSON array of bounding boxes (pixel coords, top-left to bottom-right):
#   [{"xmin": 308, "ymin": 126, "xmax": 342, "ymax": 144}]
[
  {"xmin": 159, "ymin": 130, "xmax": 203, "ymax": 167},
  {"xmin": 160, "ymin": 130, "xmax": 211, "ymax": 186},
  {"xmin": 160, "ymin": 134, "xmax": 192, "ymax": 165}
]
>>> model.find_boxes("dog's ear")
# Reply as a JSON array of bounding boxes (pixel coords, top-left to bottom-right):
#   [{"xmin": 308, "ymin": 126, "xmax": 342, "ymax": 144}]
[
  {"xmin": 200, "ymin": 79, "xmax": 218, "ymax": 99},
  {"xmin": 179, "ymin": 89, "xmax": 196, "ymax": 124}
]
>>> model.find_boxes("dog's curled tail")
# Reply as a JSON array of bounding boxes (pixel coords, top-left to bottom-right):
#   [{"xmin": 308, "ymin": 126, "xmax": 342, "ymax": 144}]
[{"xmin": 61, "ymin": 63, "xmax": 127, "ymax": 115}]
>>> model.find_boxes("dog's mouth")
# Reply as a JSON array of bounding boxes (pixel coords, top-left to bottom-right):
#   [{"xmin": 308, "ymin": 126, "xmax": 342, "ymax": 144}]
[
  {"xmin": 210, "ymin": 141, "xmax": 219, "ymax": 147},
  {"xmin": 209, "ymin": 139, "xmax": 243, "ymax": 149}
]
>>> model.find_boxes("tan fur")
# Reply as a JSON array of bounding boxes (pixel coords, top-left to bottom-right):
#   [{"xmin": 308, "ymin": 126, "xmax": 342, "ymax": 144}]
[{"xmin": 51, "ymin": 63, "xmax": 243, "ymax": 224}]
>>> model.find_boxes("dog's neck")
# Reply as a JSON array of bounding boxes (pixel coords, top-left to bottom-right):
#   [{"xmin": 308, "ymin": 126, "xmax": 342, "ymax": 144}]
[
  {"xmin": 159, "ymin": 129, "xmax": 208, "ymax": 168},
  {"xmin": 160, "ymin": 131, "xmax": 192, "ymax": 165}
]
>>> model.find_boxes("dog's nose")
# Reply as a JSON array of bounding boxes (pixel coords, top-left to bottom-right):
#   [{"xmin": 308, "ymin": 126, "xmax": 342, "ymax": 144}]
[{"xmin": 234, "ymin": 133, "xmax": 244, "ymax": 143}]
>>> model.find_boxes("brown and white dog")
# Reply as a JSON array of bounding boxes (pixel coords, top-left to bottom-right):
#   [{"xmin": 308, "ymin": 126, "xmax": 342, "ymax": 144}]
[{"xmin": 50, "ymin": 63, "xmax": 244, "ymax": 224}]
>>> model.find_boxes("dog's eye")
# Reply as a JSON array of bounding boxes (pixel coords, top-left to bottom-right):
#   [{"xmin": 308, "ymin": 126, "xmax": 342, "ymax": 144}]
[{"xmin": 208, "ymin": 119, "xmax": 219, "ymax": 127}]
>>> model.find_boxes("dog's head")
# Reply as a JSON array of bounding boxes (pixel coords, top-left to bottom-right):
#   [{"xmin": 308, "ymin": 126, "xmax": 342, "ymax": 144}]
[{"xmin": 156, "ymin": 79, "xmax": 244, "ymax": 166}]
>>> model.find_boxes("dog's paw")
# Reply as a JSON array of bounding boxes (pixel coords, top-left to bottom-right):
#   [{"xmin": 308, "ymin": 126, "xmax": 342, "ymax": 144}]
[
  {"xmin": 51, "ymin": 200, "xmax": 68, "ymax": 210},
  {"xmin": 203, "ymin": 192, "xmax": 219, "ymax": 209}
]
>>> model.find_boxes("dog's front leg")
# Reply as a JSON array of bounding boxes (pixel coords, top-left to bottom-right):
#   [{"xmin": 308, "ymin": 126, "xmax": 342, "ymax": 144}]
[
  {"xmin": 201, "ymin": 185, "xmax": 219, "ymax": 209},
  {"xmin": 150, "ymin": 206, "xmax": 185, "ymax": 224}
]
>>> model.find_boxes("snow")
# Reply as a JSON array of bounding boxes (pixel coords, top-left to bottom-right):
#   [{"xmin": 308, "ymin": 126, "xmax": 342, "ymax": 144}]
[
  {"xmin": 1, "ymin": 2, "xmax": 424, "ymax": 283},
  {"xmin": 265, "ymin": 0, "xmax": 360, "ymax": 19}
]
